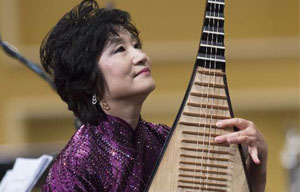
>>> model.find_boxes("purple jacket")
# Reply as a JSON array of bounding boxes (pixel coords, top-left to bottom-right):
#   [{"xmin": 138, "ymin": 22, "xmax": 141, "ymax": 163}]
[{"xmin": 42, "ymin": 114, "xmax": 170, "ymax": 192}]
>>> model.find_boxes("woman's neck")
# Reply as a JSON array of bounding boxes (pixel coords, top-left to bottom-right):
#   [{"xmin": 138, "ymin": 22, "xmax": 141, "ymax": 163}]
[{"xmin": 103, "ymin": 99, "xmax": 143, "ymax": 130}]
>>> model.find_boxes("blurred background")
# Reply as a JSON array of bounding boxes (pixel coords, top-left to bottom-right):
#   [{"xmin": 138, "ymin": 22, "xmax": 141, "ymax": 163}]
[{"xmin": 0, "ymin": 0, "xmax": 299, "ymax": 191}]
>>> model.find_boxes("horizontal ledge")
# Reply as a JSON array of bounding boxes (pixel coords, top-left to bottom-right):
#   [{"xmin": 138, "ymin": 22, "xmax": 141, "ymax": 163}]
[
  {"xmin": 1, "ymin": 37, "xmax": 298, "ymax": 68},
  {"xmin": 0, "ymin": 141, "xmax": 65, "ymax": 163},
  {"xmin": 3, "ymin": 87, "xmax": 298, "ymax": 118},
  {"xmin": 143, "ymin": 87, "xmax": 299, "ymax": 114},
  {"xmin": 144, "ymin": 37, "xmax": 299, "ymax": 61}
]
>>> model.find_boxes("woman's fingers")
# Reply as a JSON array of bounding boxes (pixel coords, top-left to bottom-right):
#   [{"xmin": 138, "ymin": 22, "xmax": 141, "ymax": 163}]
[
  {"xmin": 215, "ymin": 131, "xmax": 243, "ymax": 143},
  {"xmin": 215, "ymin": 133, "xmax": 262, "ymax": 164},
  {"xmin": 249, "ymin": 147, "xmax": 261, "ymax": 164},
  {"xmin": 215, "ymin": 134, "xmax": 254, "ymax": 145},
  {"xmin": 216, "ymin": 118, "xmax": 253, "ymax": 130},
  {"xmin": 214, "ymin": 117, "xmax": 267, "ymax": 165}
]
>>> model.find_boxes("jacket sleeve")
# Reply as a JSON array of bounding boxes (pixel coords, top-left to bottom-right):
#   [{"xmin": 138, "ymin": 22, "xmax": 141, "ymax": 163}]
[{"xmin": 41, "ymin": 156, "xmax": 103, "ymax": 192}]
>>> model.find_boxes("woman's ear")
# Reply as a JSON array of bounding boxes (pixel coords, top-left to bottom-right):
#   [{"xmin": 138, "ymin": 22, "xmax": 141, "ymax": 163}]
[{"xmin": 100, "ymin": 99, "xmax": 111, "ymax": 111}]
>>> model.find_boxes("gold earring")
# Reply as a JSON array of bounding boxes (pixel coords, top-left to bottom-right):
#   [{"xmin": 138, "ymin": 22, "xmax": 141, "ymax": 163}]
[{"xmin": 101, "ymin": 100, "xmax": 111, "ymax": 111}]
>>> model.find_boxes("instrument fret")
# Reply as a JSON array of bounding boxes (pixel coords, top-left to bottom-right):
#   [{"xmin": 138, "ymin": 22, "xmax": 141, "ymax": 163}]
[
  {"xmin": 194, "ymin": 81, "xmax": 225, "ymax": 88},
  {"xmin": 187, "ymin": 102, "xmax": 229, "ymax": 110},
  {"xmin": 203, "ymin": 30, "xmax": 224, "ymax": 36},
  {"xmin": 190, "ymin": 92, "xmax": 227, "ymax": 99},
  {"xmin": 180, "ymin": 154, "xmax": 230, "ymax": 162},
  {"xmin": 182, "ymin": 111, "xmax": 231, "ymax": 119},
  {"xmin": 182, "ymin": 130, "xmax": 220, "ymax": 137},
  {"xmin": 180, "ymin": 147, "xmax": 233, "ymax": 155},
  {"xmin": 181, "ymin": 139, "xmax": 230, "ymax": 147},
  {"xmin": 200, "ymin": 43, "xmax": 225, "ymax": 50},
  {"xmin": 180, "ymin": 161, "xmax": 228, "ymax": 169},
  {"xmin": 178, "ymin": 185, "xmax": 227, "ymax": 192},
  {"xmin": 179, "ymin": 168, "xmax": 229, "ymax": 175},
  {"xmin": 179, "ymin": 174, "xmax": 228, "ymax": 182},
  {"xmin": 205, "ymin": 12, "xmax": 224, "ymax": 20},
  {"xmin": 178, "ymin": 121, "xmax": 233, "ymax": 130},
  {"xmin": 197, "ymin": 69, "xmax": 225, "ymax": 76},
  {"xmin": 197, "ymin": 54, "xmax": 226, "ymax": 63},
  {"xmin": 208, "ymin": 0, "xmax": 225, "ymax": 5},
  {"xmin": 178, "ymin": 180, "xmax": 228, "ymax": 187}
]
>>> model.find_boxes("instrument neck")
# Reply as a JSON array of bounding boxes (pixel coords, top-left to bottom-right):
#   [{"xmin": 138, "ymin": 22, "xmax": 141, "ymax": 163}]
[{"xmin": 198, "ymin": 0, "xmax": 226, "ymax": 70}]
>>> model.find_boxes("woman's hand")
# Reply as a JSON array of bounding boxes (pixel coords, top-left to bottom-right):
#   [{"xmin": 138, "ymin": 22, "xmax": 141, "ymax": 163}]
[
  {"xmin": 214, "ymin": 118, "xmax": 268, "ymax": 192},
  {"xmin": 214, "ymin": 118, "xmax": 268, "ymax": 164}
]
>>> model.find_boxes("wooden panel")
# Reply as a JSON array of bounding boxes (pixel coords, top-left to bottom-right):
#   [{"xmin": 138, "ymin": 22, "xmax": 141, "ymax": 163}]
[{"xmin": 148, "ymin": 67, "xmax": 250, "ymax": 191}]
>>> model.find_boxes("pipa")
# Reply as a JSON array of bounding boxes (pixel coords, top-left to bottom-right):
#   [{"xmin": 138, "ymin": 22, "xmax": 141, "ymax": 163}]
[{"xmin": 144, "ymin": 0, "xmax": 253, "ymax": 191}]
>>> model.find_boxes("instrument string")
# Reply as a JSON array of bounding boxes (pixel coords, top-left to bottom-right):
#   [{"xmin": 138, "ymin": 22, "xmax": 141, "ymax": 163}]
[
  {"xmin": 201, "ymin": 1, "xmax": 215, "ymax": 191},
  {"xmin": 219, "ymin": 2, "xmax": 234, "ymax": 188},
  {"xmin": 192, "ymin": 2, "xmax": 208, "ymax": 190},
  {"xmin": 204, "ymin": 1, "xmax": 219, "ymax": 190},
  {"xmin": 218, "ymin": 2, "xmax": 228, "ymax": 189},
  {"xmin": 215, "ymin": 0, "xmax": 221, "ymax": 186},
  {"xmin": 212, "ymin": 1, "xmax": 222, "ymax": 190},
  {"xmin": 192, "ymin": 0, "xmax": 211, "ymax": 190}
]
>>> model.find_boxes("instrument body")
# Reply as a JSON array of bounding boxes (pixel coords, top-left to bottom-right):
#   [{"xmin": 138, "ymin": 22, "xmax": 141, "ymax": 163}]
[{"xmin": 145, "ymin": 0, "xmax": 252, "ymax": 191}]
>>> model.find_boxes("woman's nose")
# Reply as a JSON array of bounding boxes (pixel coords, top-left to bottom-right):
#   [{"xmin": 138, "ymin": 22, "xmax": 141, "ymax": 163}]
[{"xmin": 132, "ymin": 49, "xmax": 148, "ymax": 65}]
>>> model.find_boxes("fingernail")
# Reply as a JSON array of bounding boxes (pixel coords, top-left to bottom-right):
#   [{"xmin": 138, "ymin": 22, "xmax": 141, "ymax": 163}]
[
  {"xmin": 215, "ymin": 137, "xmax": 221, "ymax": 142},
  {"xmin": 216, "ymin": 121, "xmax": 222, "ymax": 127},
  {"xmin": 256, "ymin": 158, "xmax": 261, "ymax": 164}
]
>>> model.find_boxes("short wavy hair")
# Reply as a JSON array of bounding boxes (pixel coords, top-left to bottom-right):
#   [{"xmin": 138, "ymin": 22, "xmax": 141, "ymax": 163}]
[{"xmin": 40, "ymin": 0, "xmax": 140, "ymax": 125}]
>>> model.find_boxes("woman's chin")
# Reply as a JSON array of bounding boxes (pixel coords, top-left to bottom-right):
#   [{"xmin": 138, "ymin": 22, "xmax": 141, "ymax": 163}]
[
  {"xmin": 144, "ymin": 79, "xmax": 156, "ymax": 94},
  {"xmin": 132, "ymin": 80, "xmax": 156, "ymax": 99},
  {"xmin": 110, "ymin": 82, "xmax": 155, "ymax": 101}
]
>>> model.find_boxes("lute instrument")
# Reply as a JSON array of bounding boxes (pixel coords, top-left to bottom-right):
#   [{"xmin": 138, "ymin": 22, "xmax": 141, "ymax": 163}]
[{"xmin": 145, "ymin": 0, "xmax": 253, "ymax": 191}]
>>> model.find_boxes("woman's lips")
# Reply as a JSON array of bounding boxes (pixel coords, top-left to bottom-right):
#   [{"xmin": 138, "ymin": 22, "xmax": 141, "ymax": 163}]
[{"xmin": 136, "ymin": 68, "xmax": 150, "ymax": 76}]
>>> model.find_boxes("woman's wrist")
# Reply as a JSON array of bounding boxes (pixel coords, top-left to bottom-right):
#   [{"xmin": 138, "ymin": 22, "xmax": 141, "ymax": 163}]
[{"xmin": 247, "ymin": 154, "xmax": 267, "ymax": 192}]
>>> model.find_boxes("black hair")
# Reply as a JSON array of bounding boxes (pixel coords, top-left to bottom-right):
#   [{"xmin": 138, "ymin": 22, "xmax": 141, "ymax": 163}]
[{"xmin": 40, "ymin": 0, "xmax": 140, "ymax": 125}]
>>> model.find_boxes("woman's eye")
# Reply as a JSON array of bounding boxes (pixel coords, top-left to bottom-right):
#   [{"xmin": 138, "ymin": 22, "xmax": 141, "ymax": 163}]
[
  {"xmin": 114, "ymin": 46, "xmax": 125, "ymax": 53},
  {"xmin": 134, "ymin": 43, "xmax": 142, "ymax": 49}
]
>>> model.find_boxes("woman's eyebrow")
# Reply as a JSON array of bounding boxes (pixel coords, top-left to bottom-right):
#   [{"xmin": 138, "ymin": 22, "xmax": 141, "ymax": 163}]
[{"xmin": 108, "ymin": 37, "xmax": 124, "ymax": 47}]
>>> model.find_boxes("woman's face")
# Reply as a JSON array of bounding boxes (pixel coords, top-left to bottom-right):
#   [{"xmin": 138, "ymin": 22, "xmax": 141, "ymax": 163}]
[{"xmin": 98, "ymin": 29, "xmax": 155, "ymax": 102}]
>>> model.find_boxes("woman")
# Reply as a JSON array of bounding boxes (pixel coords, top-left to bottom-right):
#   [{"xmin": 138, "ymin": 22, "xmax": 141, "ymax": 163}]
[{"xmin": 40, "ymin": 0, "xmax": 268, "ymax": 191}]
